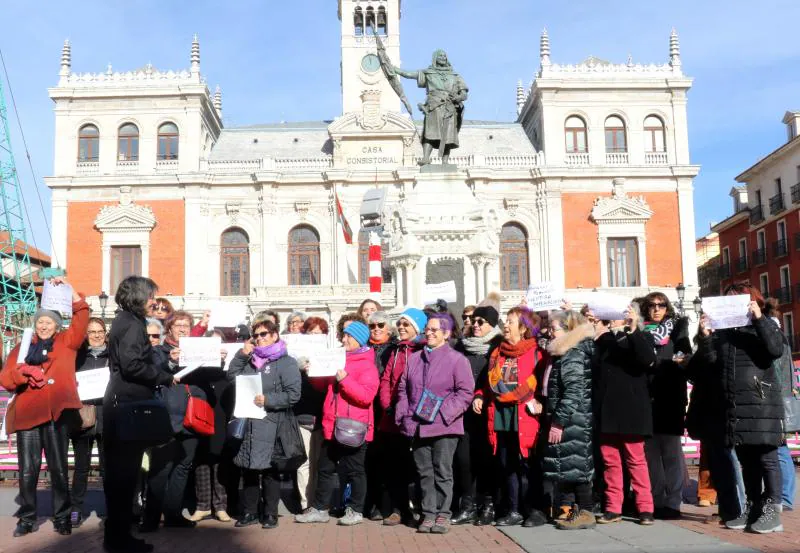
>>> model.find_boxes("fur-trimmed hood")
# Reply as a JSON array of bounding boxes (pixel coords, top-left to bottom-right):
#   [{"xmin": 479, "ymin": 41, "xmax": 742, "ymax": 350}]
[{"xmin": 547, "ymin": 323, "xmax": 595, "ymax": 357}]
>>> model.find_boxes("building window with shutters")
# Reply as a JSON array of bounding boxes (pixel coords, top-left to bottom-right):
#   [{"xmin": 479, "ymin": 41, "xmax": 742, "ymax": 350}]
[
  {"xmin": 288, "ymin": 225, "xmax": 320, "ymax": 286},
  {"xmin": 220, "ymin": 228, "xmax": 250, "ymax": 296},
  {"xmin": 110, "ymin": 246, "xmax": 142, "ymax": 294},
  {"xmin": 500, "ymin": 223, "xmax": 529, "ymax": 290},
  {"xmin": 607, "ymin": 238, "xmax": 640, "ymax": 287}
]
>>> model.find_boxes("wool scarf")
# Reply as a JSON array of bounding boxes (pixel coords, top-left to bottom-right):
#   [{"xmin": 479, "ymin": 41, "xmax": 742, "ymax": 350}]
[
  {"xmin": 25, "ymin": 337, "xmax": 54, "ymax": 366},
  {"xmin": 644, "ymin": 318, "xmax": 675, "ymax": 346},
  {"xmin": 369, "ymin": 336, "xmax": 391, "ymax": 346},
  {"xmin": 252, "ymin": 340, "xmax": 287, "ymax": 371},
  {"xmin": 460, "ymin": 327, "xmax": 502, "ymax": 356},
  {"xmin": 488, "ymin": 338, "xmax": 539, "ymax": 404}
]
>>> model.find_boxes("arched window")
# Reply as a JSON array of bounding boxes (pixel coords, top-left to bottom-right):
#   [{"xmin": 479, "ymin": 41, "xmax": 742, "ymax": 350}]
[
  {"xmin": 365, "ymin": 6, "xmax": 375, "ymax": 35},
  {"xmin": 565, "ymin": 116, "xmax": 588, "ymax": 153},
  {"xmin": 604, "ymin": 115, "xmax": 627, "ymax": 153},
  {"xmin": 220, "ymin": 228, "xmax": 250, "ymax": 296},
  {"xmin": 377, "ymin": 6, "xmax": 388, "ymax": 35},
  {"xmin": 353, "ymin": 6, "xmax": 364, "ymax": 35},
  {"xmin": 117, "ymin": 123, "xmax": 139, "ymax": 161},
  {"xmin": 644, "ymin": 115, "xmax": 666, "ymax": 153},
  {"xmin": 157, "ymin": 122, "xmax": 179, "ymax": 160},
  {"xmin": 288, "ymin": 225, "xmax": 320, "ymax": 286},
  {"xmin": 78, "ymin": 124, "xmax": 99, "ymax": 162},
  {"xmin": 500, "ymin": 223, "xmax": 529, "ymax": 290}
]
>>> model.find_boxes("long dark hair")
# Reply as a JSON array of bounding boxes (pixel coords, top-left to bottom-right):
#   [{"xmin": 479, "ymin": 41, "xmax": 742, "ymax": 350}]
[
  {"xmin": 642, "ymin": 292, "xmax": 676, "ymax": 321},
  {"xmin": 115, "ymin": 276, "xmax": 158, "ymax": 317}
]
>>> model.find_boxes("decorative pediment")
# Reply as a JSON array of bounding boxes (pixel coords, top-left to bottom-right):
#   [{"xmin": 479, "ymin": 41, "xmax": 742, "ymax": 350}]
[
  {"xmin": 327, "ymin": 110, "xmax": 416, "ymax": 138},
  {"xmin": 590, "ymin": 178, "xmax": 652, "ymax": 224},
  {"xmin": 94, "ymin": 202, "xmax": 156, "ymax": 233}
]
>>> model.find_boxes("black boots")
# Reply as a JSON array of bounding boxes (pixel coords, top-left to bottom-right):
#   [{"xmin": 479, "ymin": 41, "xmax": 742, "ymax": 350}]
[
  {"xmin": 451, "ymin": 498, "xmax": 478, "ymax": 525},
  {"xmin": 475, "ymin": 502, "xmax": 495, "ymax": 526}
]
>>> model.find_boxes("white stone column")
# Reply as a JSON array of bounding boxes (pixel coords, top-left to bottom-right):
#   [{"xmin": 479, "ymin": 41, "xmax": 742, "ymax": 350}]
[
  {"xmin": 141, "ymin": 243, "xmax": 151, "ymax": 278},
  {"xmin": 677, "ymin": 177, "xmax": 699, "ymax": 287},
  {"xmin": 543, "ymin": 187, "xmax": 565, "ymax": 289},
  {"xmin": 50, "ymin": 194, "xmax": 68, "ymax": 270},
  {"xmin": 393, "ymin": 264, "xmax": 405, "ymax": 306},
  {"xmin": 101, "ymin": 245, "xmax": 111, "ymax": 294}
]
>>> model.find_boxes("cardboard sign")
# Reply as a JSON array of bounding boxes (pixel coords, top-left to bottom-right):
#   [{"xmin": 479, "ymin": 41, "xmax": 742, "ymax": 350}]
[
  {"xmin": 525, "ymin": 282, "xmax": 563, "ymax": 312},
  {"xmin": 702, "ymin": 295, "xmax": 751, "ymax": 330},
  {"xmin": 41, "ymin": 280, "xmax": 74, "ymax": 316},
  {"xmin": 422, "ymin": 281, "xmax": 457, "ymax": 305},
  {"xmin": 76, "ymin": 367, "xmax": 110, "ymax": 401}
]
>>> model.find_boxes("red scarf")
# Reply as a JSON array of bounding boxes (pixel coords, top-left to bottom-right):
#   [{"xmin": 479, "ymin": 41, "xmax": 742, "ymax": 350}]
[
  {"xmin": 488, "ymin": 338, "xmax": 539, "ymax": 404},
  {"xmin": 369, "ymin": 336, "xmax": 390, "ymax": 346}
]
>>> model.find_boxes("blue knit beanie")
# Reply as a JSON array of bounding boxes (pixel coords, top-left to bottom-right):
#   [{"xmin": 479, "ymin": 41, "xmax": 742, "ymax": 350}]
[
  {"xmin": 398, "ymin": 308, "xmax": 427, "ymax": 335},
  {"xmin": 343, "ymin": 321, "xmax": 370, "ymax": 347}
]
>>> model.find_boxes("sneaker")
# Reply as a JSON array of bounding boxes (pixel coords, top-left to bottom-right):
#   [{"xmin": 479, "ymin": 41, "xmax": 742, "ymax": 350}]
[
  {"xmin": 261, "ymin": 515, "xmax": 279, "ymax": 529},
  {"xmin": 749, "ymin": 499, "xmax": 783, "ymax": 534},
  {"xmin": 295, "ymin": 507, "xmax": 331, "ymax": 524},
  {"xmin": 13, "ymin": 520, "xmax": 36, "ymax": 538},
  {"xmin": 417, "ymin": 517, "xmax": 435, "ymax": 533},
  {"xmin": 523, "ymin": 510, "xmax": 547, "ymax": 528},
  {"xmin": 337, "ymin": 507, "xmax": 363, "ymax": 526},
  {"xmin": 383, "ymin": 512, "xmax": 403, "ymax": 527},
  {"xmin": 724, "ymin": 501, "xmax": 753, "ymax": 530},
  {"xmin": 431, "ymin": 515, "xmax": 450, "ymax": 534},
  {"xmin": 70, "ymin": 511, "xmax": 84, "ymax": 528},
  {"xmin": 368, "ymin": 506, "xmax": 383, "ymax": 521},
  {"xmin": 596, "ymin": 512, "xmax": 622, "ymax": 524},
  {"xmin": 639, "ymin": 512, "xmax": 655, "ymax": 526},
  {"xmin": 556, "ymin": 506, "xmax": 596, "ymax": 530},
  {"xmin": 495, "ymin": 511, "xmax": 524, "ymax": 526}
]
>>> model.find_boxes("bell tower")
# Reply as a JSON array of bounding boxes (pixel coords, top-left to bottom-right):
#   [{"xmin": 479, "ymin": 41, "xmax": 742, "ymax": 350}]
[{"xmin": 338, "ymin": 0, "xmax": 401, "ymax": 114}]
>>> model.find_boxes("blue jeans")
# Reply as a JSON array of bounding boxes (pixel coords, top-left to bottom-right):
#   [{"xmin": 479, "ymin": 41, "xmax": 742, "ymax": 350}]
[
  {"xmin": 729, "ymin": 448, "xmax": 746, "ymax": 512},
  {"xmin": 778, "ymin": 445, "xmax": 796, "ymax": 509}
]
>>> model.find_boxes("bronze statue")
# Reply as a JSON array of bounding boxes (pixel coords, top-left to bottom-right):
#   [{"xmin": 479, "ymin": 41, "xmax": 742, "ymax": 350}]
[{"xmin": 376, "ymin": 35, "xmax": 468, "ymax": 167}]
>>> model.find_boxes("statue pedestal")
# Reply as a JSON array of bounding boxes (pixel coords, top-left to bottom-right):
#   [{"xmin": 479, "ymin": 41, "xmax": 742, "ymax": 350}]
[{"xmin": 420, "ymin": 163, "xmax": 459, "ymax": 173}]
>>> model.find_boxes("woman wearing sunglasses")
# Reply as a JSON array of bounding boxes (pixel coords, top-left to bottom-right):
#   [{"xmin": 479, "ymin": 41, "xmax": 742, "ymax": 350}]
[
  {"xmin": 640, "ymin": 292, "xmax": 692, "ymax": 521},
  {"xmin": 150, "ymin": 297, "xmax": 174, "ymax": 321}
]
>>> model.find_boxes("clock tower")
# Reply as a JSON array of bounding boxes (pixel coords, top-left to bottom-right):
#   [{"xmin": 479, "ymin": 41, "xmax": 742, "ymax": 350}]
[{"xmin": 338, "ymin": 0, "xmax": 401, "ymax": 114}]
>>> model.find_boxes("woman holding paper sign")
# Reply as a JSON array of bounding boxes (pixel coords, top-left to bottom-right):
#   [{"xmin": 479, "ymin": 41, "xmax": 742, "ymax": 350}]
[
  {"xmin": 0, "ymin": 277, "xmax": 89, "ymax": 538},
  {"xmin": 692, "ymin": 283, "xmax": 785, "ymax": 534},
  {"xmin": 227, "ymin": 318, "xmax": 301, "ymax": 529}
]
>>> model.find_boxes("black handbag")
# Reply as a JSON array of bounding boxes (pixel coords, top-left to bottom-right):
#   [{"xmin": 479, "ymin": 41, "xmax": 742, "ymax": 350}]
[
  {"xmin": 271, "ymin": 411, "xmax": 308, "ymax": 472},
  {"xmin": 227, "ymin": 418, "xmax": 247, "ymax": 442},
  {"xmin": 112, "ymin": 398, "xmax": 173, "ymax": 448}
]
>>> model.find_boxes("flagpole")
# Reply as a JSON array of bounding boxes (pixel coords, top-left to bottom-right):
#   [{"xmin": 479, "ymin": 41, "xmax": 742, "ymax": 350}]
[{"xmin": 331, "ymin": 182, "xmax": 339, "ymax": 286}]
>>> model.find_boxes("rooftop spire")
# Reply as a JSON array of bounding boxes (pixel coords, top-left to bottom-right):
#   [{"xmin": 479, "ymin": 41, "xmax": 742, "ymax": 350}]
[
  {"xmin": 190, "ymin": 34, "xmax": 200, "ymax": 76},
  {"xmin": 516, "ymin": 80, "xmax": 525, "ymax": 116},
  {"xmin": 669, "ymin": 28, "xmax": 681, "ymax": 68},
  {"xmin": 59, "ymin": 39, "xmax": 71, "ymax": 82},
  {"xmin": 540, "ymin": 28, "xmax": 551, "ymax": 68},
  {"xmin": 213, "ymin": 85, "xmax": 222, "ymax": 118}
]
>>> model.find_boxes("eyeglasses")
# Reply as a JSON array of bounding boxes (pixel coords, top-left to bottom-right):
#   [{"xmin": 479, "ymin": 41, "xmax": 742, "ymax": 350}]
[
  {"xmin": 87, "ymin": 330, "xmax": 106, "ymax": 336},
  {"xmin": 254, "ymin": 331, "xmax": 272, "ymax": 339},
  {"xmin": 461, "ymin": 314, "xmax": 473, "ymax": 322},
  {"xmin": 154, "ymin": 304, "xmax": 170, "ymax": 313},
  {"xmin": 424, "ymin": 327, "xmax": 443, "ymax": 334},
  {"xmin": 172, "ymin": 322, "xmax": 191, "ymax": 329},
  {"xmin": 396, "ymin": 320, "xmax": 412, "ymax": 328},
  {"xmin": 289, "ymin": 319, "xmax": 303, "ymax": 326},
  {"xmin": 369, "ymin": 322, "xmax": 386, "ymax": 330},
  {"xmin": 147, "ymin": 333, "xmax": 161, "ymax": 339},
  {"xmin": 472, "ymin": 318, "xmax": 487, "ymax": 327},
  {"xmin": 649, "ymin": 303, "xmax": 667, "ymax": 309}
]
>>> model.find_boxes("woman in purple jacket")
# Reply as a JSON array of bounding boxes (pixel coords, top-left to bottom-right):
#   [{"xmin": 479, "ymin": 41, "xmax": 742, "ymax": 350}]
[{"xmin": 395, "ymin": 313, "xmax": 475, "ymax": 534}]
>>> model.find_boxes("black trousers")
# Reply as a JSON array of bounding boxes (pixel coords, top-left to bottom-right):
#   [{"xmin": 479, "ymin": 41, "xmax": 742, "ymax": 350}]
[
  {"xmin": 736, "ymin": 444, "xmax": 781, "ymax": 505},
  {"xmin": 242, "ymin": 468, "xmax": 282, "ymax": 517},
  {"xmin": 453, "ymin": 413, "xmax": 495, "ymax": 507},
  {"xmin": 144, "ymin": 436, "xmax": 198, "ymax": 523},
  {"xmin": 312, "ymin": 440, "xmax": 367, "ymax": 513},
  {"xmin": 16, "ymin": 417, "xmax": 72, "ymax": 524},
  {"xmin": 558, "ymin": 481, "xmax": 594, "ymax": 512},
  {"xmin": 496, "ymin": 432, "xmax": 529, "ymax": 513},
  {"xmin": 71, "ymin": 432, "xmax": 104, "ymax": 513},
  {"xmin": 705, "ymin": 442, "xmax": 741, "ymax": 521},
  {"xmin": 103, "ymin": 434, "xmax": 148, "ymax": 543},
  {"xmin": 378, "ymin": 432, "xmax": 413, "ymax": 516}
]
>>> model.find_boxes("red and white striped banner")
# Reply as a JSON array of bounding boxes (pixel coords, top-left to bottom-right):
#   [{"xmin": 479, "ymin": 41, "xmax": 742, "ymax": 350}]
[{"xmin": 368, "ymin": 231, "xmax": 382, "ymax": 301}]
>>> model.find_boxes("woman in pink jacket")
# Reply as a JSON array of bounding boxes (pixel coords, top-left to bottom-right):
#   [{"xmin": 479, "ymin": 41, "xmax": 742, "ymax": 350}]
[{"xmin": 295, "ymin": 321, "xmax": 379, "ymax": 527}]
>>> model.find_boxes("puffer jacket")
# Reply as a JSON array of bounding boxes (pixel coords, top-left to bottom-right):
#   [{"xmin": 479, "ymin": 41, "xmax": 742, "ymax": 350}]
[
  {"xmin": 542, "ymin": 324, "xmax": 595, "ymax": 484},
  {"xmin": 687, "ymin": 315, "xmax": 784, "ymax": 447},
  {"xmin": 227, "ymin": 351, "xmax": 301, "ymax": 470},
  {"xmin": 378, "ymin": 339, "xmax": 424, "ymax": 433},
  {"xmin": 313, "ymin": 347, "xmax": 380, "ymax": 442}
]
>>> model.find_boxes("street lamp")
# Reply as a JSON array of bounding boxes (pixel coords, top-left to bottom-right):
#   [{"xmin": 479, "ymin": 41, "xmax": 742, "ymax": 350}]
[
  {"xmin": 675, "ymin": 283, "xmax": 686, "ymax": 316},
  {"xmin": 692, "ymin": 296, "xmax": 702, "ymax": 316},
  {"xmin": 98, "ymin": 291, "xmax": 109, "ymax": 320}
]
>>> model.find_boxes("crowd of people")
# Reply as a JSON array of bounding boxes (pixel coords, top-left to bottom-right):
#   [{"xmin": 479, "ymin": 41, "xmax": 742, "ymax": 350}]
[{"xmin": 1, "ymin": 275, "xmax": 797, "ymax": 553}]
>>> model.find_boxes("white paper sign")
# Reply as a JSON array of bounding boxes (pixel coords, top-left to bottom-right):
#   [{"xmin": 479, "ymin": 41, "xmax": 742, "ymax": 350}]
[
  {"xmin": 16, "ymin": 328, "xmax": 33, "ymax": 364},
  {"xmin": 41, "ymin": 280, "xmax": 74, "ymax": 316},
  {"xmin": 76, "ymin": 367, "xmax": 110, "ymax": 401},
  {"xmin": 284, "ymin": 334, "xmax": 330, "ymax": 360},
  {"xmin": 178, "ymin": 336, "xmax": 222, "ymax": 368},
  {"xmin": 525, "ymin": 282, "xmax": 563, "ymax": 312},
  {"xmin": 307, "ymin": 348, "xmax": 347, "ymax": 378},
  {"xmin": 702, "ymin": 295, "xmax": 751, "ymax": 330},
  {"xmin": 576, "ymin": 291, "xmax": 630, "ymax": 321},
  {"xmin": 222, "ymin": 343, "xmax": 244, "ymax": 371},
  {"xmin": 234, "ymin": 374, "xmax": 266, "ymax": 419},
  {"xmin": 208, "ymin": 301, "xmax": 247, "ymax": 330},
  {"xmin": 422, "ymin": 281, "xmax": 457, "ymax": 305},
  {"xmin": 0, "ymin": 395, "xmax": 14, "ymax": 441}
]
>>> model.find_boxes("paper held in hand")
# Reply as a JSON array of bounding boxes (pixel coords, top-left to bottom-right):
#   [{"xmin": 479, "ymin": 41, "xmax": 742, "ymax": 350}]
[
  {"xmin": 222, "ymin": 343, "xmax": 244, "ymax": 371},
  {"xmin": 422, "ymin": 281, "xmax": 457, "ymax": 305},
  {"xmin": 284, "ymin": 334, "xmax": 330, "ymax": 359},
  {"xmin": 16, "ymin": 328, "xmax": 34, "ymax": 364},
  {"xmin": 176, "ymin": 336, "xmax": 222, "ymax": 379},
  {"xmin": 41, "ymin": 279, "xmax": 74, "ymax": 317},
  {"xmin": 208, "ymin": 301, "xmax": 247, "ymax": 330},
  {"xmin": 573, "ymin": 291, "xmax": 630, "ymax": 321},
  {"xmin": 702, "ymin": 295, "xmax": 751, "ymax": 330},
  {"xmin": 76, "ymin": 367, "xmax": 110, "ymax": 401},
  {"xmin": 525, "ymin": 282, "xmax": 563, "ymax": 312},
  {"xmin": 234, "ymin": 374, "xmax": 266, "ymax": 419},
  {"xmin": 307, "ymin": 348, "xmax": 346, "ymax": 378}
]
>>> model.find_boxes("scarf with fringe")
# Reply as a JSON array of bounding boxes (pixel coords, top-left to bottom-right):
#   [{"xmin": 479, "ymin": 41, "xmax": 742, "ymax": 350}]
[{"xmin": 488, "ymin": 338, "xmax": 539, "ymax": 404}]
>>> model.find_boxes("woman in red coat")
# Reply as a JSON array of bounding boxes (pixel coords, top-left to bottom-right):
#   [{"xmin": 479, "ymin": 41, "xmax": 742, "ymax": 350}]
[
  {"xmin": 0, "ymin": 277, "xmax": 89, "ymax": 538},
  {"xmin": 473, "ymin": 306, "xmax": 547, "ymax": 528}
]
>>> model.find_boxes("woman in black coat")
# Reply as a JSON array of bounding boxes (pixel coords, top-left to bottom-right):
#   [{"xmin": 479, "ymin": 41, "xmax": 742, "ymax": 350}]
[
  {"xmin": 692, "ymin": 284, "xmax": 784, "ymax": 533},
  {"xmin": 103, "ymin": 276, "xmax": 176, "ymax": 553}
]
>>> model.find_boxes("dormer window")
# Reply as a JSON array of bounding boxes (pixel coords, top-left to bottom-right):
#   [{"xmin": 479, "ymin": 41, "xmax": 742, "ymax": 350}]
[{"xmin": 354, "ymin": 6, "xmax": 364, "ymax": 36}]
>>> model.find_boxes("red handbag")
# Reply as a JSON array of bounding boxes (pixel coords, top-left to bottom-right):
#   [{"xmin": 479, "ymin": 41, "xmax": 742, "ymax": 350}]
[{"xmin": 183, "ymin": 385, "xmax": 215, "ymax": 436}]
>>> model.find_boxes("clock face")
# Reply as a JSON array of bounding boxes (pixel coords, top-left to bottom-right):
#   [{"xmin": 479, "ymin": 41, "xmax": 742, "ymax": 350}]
[{"xmin": 361, "ymin": 53, "xmax": 381, "ymax": 74}]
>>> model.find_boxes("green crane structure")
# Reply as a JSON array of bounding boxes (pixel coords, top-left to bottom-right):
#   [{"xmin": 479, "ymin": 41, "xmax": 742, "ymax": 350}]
[{"xmin": 0, "ymin": 75, "xmax": 37, "ymax": 352}]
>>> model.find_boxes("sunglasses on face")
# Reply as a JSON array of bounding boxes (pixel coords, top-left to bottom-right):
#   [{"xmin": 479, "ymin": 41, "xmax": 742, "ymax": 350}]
[
  {"xmin": 369, "ymin": 322, "xmax": 386, "ymax": 330},
  {"xmin": 148, "ymin": 333, "xmax": 161, "ymax": 339},
  {"xmin": 254, "ymin": 331, "xmax": 272, "ymax": 339},
  {"xmin": 472, "ymin": 318, "xmax": 487, "ymax": 327},
  {"xmin": 649, "ymin": 303, "xmax": 667, "ymax": 309},
  {"xmin": 424, "ymin": 327, "xmax": 443, "ymax": 334},
  {"xmin": 154, "ymin": 304, "xmax": 170, "ymax": 312},
  {"xmin": 461, "ymin": 314, "xmax": 473, "ymax": 322},
  {"xmin": 397, "ymin": 320, "xmax": 411, "ymax": 328},
  {"xmin": 87, "ymin": 330, "xmax": 106, "ymax": 336}
]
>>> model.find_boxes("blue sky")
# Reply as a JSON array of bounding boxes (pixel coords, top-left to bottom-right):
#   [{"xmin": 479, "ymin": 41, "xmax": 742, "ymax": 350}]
[{"xmin": 2, "ymin": 0, "xmax": 800, "ymax": 259}]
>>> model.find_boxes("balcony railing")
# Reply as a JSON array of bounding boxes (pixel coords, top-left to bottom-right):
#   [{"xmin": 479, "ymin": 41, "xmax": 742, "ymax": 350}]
[
  {"xmin": 792, "ymin": 183, "xmax": 800, "ymax": 204},
  {"xmin": 769, "ymin": 193, "xmax": 786, "ymax": 215},
  {"xmin": 735, "ymin": 256, "xmax": 748, "ymax": 274},
  {"xmin": 718, "ymin": 263, "xmax": 731, "ymax": 279},
  {"xmin": 749, "ymin": 205, "xmax": 764, "ymax": 224},
  {"xmin": 116, "ymin": 160, "xmax": 139, "ymax": 175},
  {"xmin": 644, "ymin": 152, "xmax": 668, "ymax": 165},
  {"xmin": 752, "ymin": 248, "xmax": 767, "ymax": 266},
  {"xmin": 155, "ymin": 159, "xmax": 179, "ymax": 172},
  {"xmin": 76, "ymin": 161, "xmax": 99, "ymax": 176},
  {"xmin": 775, "ymin": 286, "xmax": 792, "ymax": 305},
  {"xmin": 773, "ymin": 238, "xmax": 789, "ymax": 258},
  {"xmin": 565, "ymin": 152, "xmax": 590, "ymax": 166},
  {"xmin": 606, "ymin": 152, "xmax": 629, "ymax": 165}
]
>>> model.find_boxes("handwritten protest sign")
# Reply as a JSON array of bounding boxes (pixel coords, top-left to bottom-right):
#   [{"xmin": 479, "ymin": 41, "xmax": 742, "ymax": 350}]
[
  {"xmin": 41, "ymin": 279, "xmax": 74, "ymax": 316},
  {"xmin": 76, "ymin": 367, "xmax": 110, "ymax": 401},
  {"xmin": 525, "ymin": 282, "xmax": 562, "ymax": 312},
  {"xmin": 422, "ymin": 281, "xmax": 457, "ymax": 305},
  {"xmin": 572, "ymin": 291, "xmax": 630, "ymax": 321},
  {"xmin": 284, "ymin": 334, "xmax": 330, "ymax": 360},
  {"xmin": 208, "ymin": 301, "xmax": 247, "ymax": 330},
  {"xmin": 176, "ymin": 336, "xmax": 222, "ymax": 378},
  {"xmin": 307, "ymin": 348, "xmax": 347, "ymax": 378},
  {"xmin": 234, "ymin": 375, "xmax": 266, "ymax": 420},
  {"xmin": 702, "ymin": 295, "xmax": 751, "ymax": 330}
]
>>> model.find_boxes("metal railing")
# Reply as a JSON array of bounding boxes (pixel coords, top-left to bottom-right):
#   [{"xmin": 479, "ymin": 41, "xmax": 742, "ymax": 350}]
[
  {"xmin": 792, "ymin": 183, "xmax": 800, "ymax": 204},
  {"xmin": 773, "ymin": 238, "xmax": 788, "ymax": 258},
  {"xmin": 775, "ymin": 286, "xmax": 792, "ymax": 305},
  {"xmin": 769, "ymin": 193, "xmax": 786, "ymax": 215},
  {"xmin": 735, "ymin": 256, "xmax": 748, "ymax": 274},
  {"xmin": 718, "ymin": 263, "xmax": 731, "ymax": 279},
  {"xmin": 749, "ymin": 205, "xmax": 764, "ymax": 224},
  {"xmin": 752, "ymin": 247, "xmax": 767, "ymax": 266}
]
